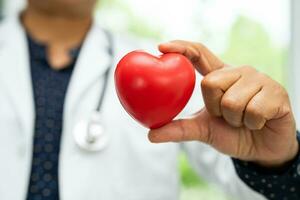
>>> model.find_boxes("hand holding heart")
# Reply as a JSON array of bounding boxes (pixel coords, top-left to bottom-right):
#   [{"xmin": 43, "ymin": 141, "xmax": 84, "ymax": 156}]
[{"xmin": 148, "ymin": 40, "xmax": 298, "ymax": 168}]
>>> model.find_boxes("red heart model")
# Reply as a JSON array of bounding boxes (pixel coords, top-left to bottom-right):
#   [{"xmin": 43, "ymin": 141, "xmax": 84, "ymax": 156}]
[{"xmin": 114, "ymin": 51, "xmax": 196, "ymax": 129}]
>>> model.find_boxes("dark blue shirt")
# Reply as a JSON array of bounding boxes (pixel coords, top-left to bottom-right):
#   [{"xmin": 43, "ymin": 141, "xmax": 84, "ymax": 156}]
[
  {"xmin": 26, "ymin": 35, "xmax": 80, "ymax": 200},
  {"xmin": 233, "ymin": 132, "xmax": 300, "ymax": 200}
]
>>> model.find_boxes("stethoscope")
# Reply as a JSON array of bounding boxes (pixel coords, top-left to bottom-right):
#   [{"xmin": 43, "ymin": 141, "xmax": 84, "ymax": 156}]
[{"xmin": 73, "ymin": 30, "xmax": 114, "ymax": 152}]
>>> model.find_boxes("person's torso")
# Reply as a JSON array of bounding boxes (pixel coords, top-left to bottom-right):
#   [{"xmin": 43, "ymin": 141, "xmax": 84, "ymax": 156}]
[{"xmin": 0, "ymin": 16, "xmax": 181, "ymax": 200}]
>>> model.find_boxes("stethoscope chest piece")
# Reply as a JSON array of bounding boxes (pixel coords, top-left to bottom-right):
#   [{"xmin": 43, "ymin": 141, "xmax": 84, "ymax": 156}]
[
  {"xmin": 74, "ymin": 29, "xmax": 113, "ymax": 152},
  {"xmin": 74, "ymin": 112, "xmax": 108, "ymax": 152}
]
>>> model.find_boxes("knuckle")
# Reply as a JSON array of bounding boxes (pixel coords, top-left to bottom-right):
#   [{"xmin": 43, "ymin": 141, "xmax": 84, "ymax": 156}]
[
  {"xmin": 240, "ymin": 65, "xmax": 257, "ymax": 74},
  {"xmin": 264, "ymin": 80, "xmax": 290, "ymax": 105},
  {"xmin": 244, "ymin": 103, "xmax": 266, "ymax": 130},
  {"xmin": 187, "ymin": 46, "xmax": 201, "ymax": 63},
  {"xmin": 195, "ymin": 42, "xmax": 206, "ymax": 50},
  {"xmin": 281, "ymin": 104, "xmax": 292, "ymax": 115},
  {"xmin": 201, "ymin": 73, "xmax": 220, "ymax": 90},
  {"xmin": 255, "ymin": 71, "xmax": 280, "ymax": 86},
  {"xmin": 221, "ymin": 96, "xmax": 242, "ymax": 113},
  {"xmin": 273, "ymin": 83, "xmax": 288, "ymax": 98},
  {"xmin": 281, "ymin": 88, "xmax": 289, "ymax": 99},
  {"xmin": 246, "ymin": 103, "xmax": 263, "ymax": 118}
]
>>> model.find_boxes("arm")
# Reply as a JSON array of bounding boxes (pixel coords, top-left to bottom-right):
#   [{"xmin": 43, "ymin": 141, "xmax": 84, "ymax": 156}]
[
  {"xmin": 232, "ymin": 132, "xmax": 300, "ymax": 200},
  {"xmin": 148, "ymin": 40, "xmax": 299, "ymax": 199}
]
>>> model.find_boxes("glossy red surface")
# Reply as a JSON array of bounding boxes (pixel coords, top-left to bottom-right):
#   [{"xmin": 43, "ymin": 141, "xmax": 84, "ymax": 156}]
[{"xmin": 115, "ymin": 51, "xmax": 196, "ymax": 129}]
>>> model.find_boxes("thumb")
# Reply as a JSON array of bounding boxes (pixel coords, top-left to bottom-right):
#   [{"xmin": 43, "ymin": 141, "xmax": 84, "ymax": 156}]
[{"xmin": 148, "ymin": 108, "xmax": 211, "ymax": 143}]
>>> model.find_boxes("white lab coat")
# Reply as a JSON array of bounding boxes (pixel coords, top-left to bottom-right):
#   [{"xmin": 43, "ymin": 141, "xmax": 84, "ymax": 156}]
[{"xmin": 0, "ymin": 15, "xmax": 266, "ymax": 200}]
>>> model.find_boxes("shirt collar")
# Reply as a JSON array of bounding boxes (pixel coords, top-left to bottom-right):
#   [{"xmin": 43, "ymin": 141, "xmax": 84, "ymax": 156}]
[{"xmin": 27, "ymin": 33, "xmax": 81, "ymax": 62}]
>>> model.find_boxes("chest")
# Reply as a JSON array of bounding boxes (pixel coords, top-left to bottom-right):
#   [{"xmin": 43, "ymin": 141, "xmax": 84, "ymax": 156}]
[{"xmin": 0, "ymin": 72, "xmax": 181, "ymax": 200}]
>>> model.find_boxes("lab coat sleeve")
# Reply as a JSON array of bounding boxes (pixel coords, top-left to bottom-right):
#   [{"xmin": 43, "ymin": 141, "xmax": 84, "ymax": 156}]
[
  {"xmin": 181, "ymin": 142, "xmax": 267, "ymax": 200},
  {"xmin": 180, "ymin": 74, "xmax": 267, "ymax": 200}
]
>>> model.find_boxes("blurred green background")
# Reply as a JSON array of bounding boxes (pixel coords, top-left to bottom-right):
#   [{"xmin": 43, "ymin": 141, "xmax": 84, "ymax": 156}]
[
  {"xmin": 95, "ymin": 0, "xmax": 290, "ymax": 199},
  {"xmin": 0, "ymin": 0, "xmax": 3, "ymax": 19}
]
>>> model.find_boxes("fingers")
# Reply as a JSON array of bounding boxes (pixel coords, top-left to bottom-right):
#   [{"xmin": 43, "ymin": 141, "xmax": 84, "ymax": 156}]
[
  {"xmin": 201, "ymin": 66, "xmax": 285, "ymax": 129},
  {"xmin": 220, "ymin": 75, "xmax": 262, "ymax": 127},
  {"xmin": 244, "ymin": 84, "xmax": 288, "ymax": 130},
  {"xmin": 243, "ymin": 93, "xmax": 268, "ymax": 130},
  {"xmin": 156, "ymin": 41, "xmax": 291, "ymax": 134},
  {"xmin": 159, "ymin": 40, "xmax": 225, "ymax": 75},
  {"xmin": 201, "ymin": 67, "xmax": 242, "ymax": 116},
  {"xmin": 178, "ymin": 63, "xmax": 288, "ymax": 131}
]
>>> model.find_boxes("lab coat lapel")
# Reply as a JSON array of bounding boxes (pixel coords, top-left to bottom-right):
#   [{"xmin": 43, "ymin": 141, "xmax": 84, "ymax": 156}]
[
  {"xmin": 0, "ymin": 17, "xmax": 35, "ymax": 147},
  {"xmin": 0, "ymin": 18, "xmax": 112, "ymax": 149},
  {"xmin": 64, "ymin": 23, "xmax": 112, "ymax": 121}
]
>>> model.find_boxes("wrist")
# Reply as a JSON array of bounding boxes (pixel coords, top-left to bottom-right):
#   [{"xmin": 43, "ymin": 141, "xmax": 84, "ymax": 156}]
[{"xmin": 256, "ymin": 136, "xmax": 299, "ymax": 169}]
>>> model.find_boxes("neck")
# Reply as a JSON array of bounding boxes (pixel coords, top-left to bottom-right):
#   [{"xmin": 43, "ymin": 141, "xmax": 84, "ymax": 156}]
[
  {"xmin": 22, "ymin": 6, "xmax": 92, "ymax": 48},
  {"xmin": 21, "ymin": 6, "xmax": 93, "ymax": 70}
]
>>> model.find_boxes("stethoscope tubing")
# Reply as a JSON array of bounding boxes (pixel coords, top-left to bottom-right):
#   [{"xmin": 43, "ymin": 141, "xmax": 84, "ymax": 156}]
[
  {"xmin": 96, "ymin": 29, "xmax": 114, "ymax": 111},
  {"xmin": 73, "ymin": 29, "xmax": 114, "ymax": 152}
]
